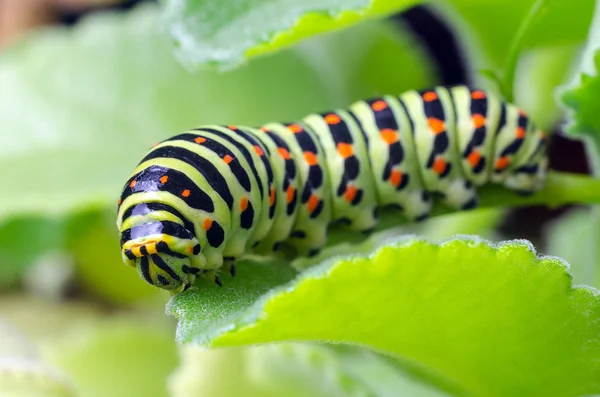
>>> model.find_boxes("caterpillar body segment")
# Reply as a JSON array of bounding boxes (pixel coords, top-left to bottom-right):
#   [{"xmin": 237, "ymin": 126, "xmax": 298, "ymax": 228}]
[{"xmin": 116, "ymin": 85, "xmax": 549, "ymax": 292}]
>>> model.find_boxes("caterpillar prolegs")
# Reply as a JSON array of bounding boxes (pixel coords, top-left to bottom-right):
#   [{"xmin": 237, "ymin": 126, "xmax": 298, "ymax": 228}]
[{"xmin": 116, "ymin": 85, "xmax": 548, "ymax": 292}]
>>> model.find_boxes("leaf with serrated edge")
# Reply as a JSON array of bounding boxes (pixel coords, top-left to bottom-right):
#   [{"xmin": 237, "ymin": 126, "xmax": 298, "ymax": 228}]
[
  {"xmin": 168, "ymin": 237, "xmax": 600, "ymax": 397},
  {"xmin": 161, "ymin": 0, "xmax": 422, "ymax": 67}
]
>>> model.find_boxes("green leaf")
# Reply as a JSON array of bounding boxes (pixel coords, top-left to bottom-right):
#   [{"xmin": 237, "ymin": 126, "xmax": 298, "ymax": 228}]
[
  {"xmin": 451, "ymin": 0, "xmax": 595, "ymax": 68},
  {"xmin": 0, "ymin": 319, "xmax": 75, "ymax": 397},
  {"xmin": 0, "ymin": 3, "xmax": 432, "ymax": 224},
  {"xmin": 168, "ymin": 238, "xmax": 600, "ymax": 396},
  {"xmin": 169, "ymin": 258, "xmax": 298, "ymax": 345},
  {"xmin": 170, "ymin": 343, "xmax": 452, "ymax": 397},
  {"xmin": 161, "ymin": 0, "xmax": 422, "ymax": 68},
  {"xmin": 562, "ymin": 51, "xmax": 600, "ymax": 150},
  {"xmin": 559, "ymin": 1, "xmax": 600, "ymax": 168},
  {"xmin": 546, "ymin": 208, "xmax": 599, "ymax": 288},
  {"xmin": 45, "ymin": 320, "xmax": 178, "ymax": 397},
  {"xmin": 0, "ymin": 295, "xmax": 178, "ymax": 397}
]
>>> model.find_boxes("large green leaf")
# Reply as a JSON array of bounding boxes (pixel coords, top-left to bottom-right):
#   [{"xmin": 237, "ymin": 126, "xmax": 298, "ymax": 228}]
[
  {"xmin": 160, "ymin": 0, "xmax": 594, "ymax": 71},
  {"xmin": 168, "ymin": 238, "xmax": 600, "ymax": 396},
  {"xmin": 161, "ymin": 0, "xmax": 422, "ymax": 67}
]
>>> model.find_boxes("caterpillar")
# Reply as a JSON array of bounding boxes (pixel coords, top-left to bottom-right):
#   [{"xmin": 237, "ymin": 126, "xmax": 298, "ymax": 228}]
[{"xmin": 117, "ymin": 85, "xmax": 548, "ymax": 293}]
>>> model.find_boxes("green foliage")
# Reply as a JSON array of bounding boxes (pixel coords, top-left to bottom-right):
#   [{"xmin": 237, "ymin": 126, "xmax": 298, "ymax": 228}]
[
  {"xmin": 170, "ymin": 238, "xmax": 600, "ymax": 396},
  {"xmin": 160, "ymin": 0, "xmax": 423, "ymax": 67},
  {"xmin": 170, "ymin": 344, "xmax": 451, "ymax": 396},
  {"xmin": 450, "ymin": 0, "xmax": 594, "ymax": 67},
  {"xmin": 0, "ymin": 319, "xmax": 75, "ymax": 397},
  {"xmin": 546, "ymin": 208, "xmax": 599, "ymax": 288},
  {"xmin": 563, "ymin": 52, "xmax": 600, "ymax": 152}
]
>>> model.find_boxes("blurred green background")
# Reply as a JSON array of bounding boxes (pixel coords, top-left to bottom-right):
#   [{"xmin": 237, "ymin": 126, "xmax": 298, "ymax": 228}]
[{"xmin": 0, "ymin": 0, "xmax": 598, "ymax": 396}]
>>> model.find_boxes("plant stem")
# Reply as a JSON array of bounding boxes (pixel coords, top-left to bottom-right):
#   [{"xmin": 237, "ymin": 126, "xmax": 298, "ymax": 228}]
[
  {"xmin": 326, "ymin": 171, "xmax": 600, "ymax": 248},
  {"xmin": 503, "ymin": 0, "xmax": 548, "ymax": 102},
  {"xmin": 477, "ymin": 171, "xmax": 600, "ymax": 209}
]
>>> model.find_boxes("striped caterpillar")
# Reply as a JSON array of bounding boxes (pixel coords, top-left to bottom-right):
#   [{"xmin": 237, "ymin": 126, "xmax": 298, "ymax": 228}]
[{"xmin": 117, "ymin": 85, "xmax": 548, "ymax": 292}]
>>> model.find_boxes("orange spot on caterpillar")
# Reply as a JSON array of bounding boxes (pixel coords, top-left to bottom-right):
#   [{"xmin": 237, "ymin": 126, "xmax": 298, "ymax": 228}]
[
  {"xmin": 428, "ymin": 118, "xmax": 446, "ymax": 134},
  {"xmin": 151, "ymin": 142, "xmax": 159, "ymax": 148},
  {"xmin": 307, "ymin": 194, "xmax": 320, "ymax": 213},
  {"xmin": 288, "ymin": 124, "xmax": 303, "ymax": 133},
  {"xmin": 467, "ymin": 150, "xmax": 481, "ymax": 168},
  {"xmin": 472, "ymin": 114, "xmax": 486, "ymax": 129},
  {"xmin": 337, "ymin": 142, "xmax": 354, "ymax": 158},
  {"xmin": 228, "ymin": 125, "xmax": 238, "ymax": 130},
  {"xmin": 195, "ymin": 137, "xmax": 206, "ymax": 144},
  {"xmin": 324, "ymin": 113, "xmax": 341, "ymax": 125},
  {"xmin": 432, "ymin": 157, "xmax": 447, "ymax": 175},
  {"xmin": 390, "ymin": 169, "xmax": 403, "ymax": 187},
  {"xmin": 129, "ymin": 180, "xmax": 136, "ymax": 188},
  {"xmin": 203, "ymin": 218, "xmax": 213, "ymax": 230},
  {"xmin": 423, "ymin": 91, "xmax": 438, "ymax": 102},
  {"xmin": 380, "ymin": 129, "xmax": 398, "ymax": 145},
  {"xmin": 304, "ymin": 151, "xmax": 318, "ymax": 166},
  {"xmin": 344, "ymin": 185, "xmax": 358, "ymax": 203},
  {"xmin": 286, "ymin": 186, "xmax": 295, "ymax": 203},
  {"xmin": 515, "ymin": 127, "xmax": 526, "ymax": 139},
  {"xmin": 182, "ymin": 189, "xmax": 191, "ymax": 198},
  {"xmin": 269, "ymin": 187, "xmax": 276, "ymax": 206},
  {"xmin": 240, "ymin": 197, "xmax": 249, "ymax": 211},
  {"xmin": 371, "ymin": 100, "xmax": 388, "ymax": 111},
  {"xmin": 254, "ymin": 145, "xmax": 264, "ymax": 156},
  {"xmin": 278, "ymin": 147, "xmax": 292, "ymax": 160},
  {"xmin": 471, "ymin": 90, "xmax": 486, "ymax": 100},
  {"xmin": 519, "ymin": 110, "xmax": 527, "ymax": 117},
  {"xmin": 117, "ymin": 198, "xmax": 122, "ymax": 205},
  {"xmin": 223, "ymin": 154, "xmax": 234, "ymax": 164},
  {"xmin": 495, "ymin": 157, "xmax": 510, "ymax": 170},
  {"xmin": 186, "ymin": 246, "xmax": 194, "ymax": 254},
  {"xmin": 160, "ymin": 175, "xmax": 168, "ymax": 184},
  {"xmin": 259, "ymin": 126, "xmax": 269, "ymax": 132}
]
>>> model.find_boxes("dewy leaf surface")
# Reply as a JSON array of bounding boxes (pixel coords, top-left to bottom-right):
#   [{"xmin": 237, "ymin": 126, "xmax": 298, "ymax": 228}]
[
  {"xmin": 161, "ymin": 0, "xmax": 422, "ymax": 67},
  {"xmin": 168, "ymin": 238, "xmax": 600, "ymax": 397}
]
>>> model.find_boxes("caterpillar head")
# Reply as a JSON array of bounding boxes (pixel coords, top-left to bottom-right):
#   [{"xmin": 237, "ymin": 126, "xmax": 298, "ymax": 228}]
[{"xmin": 120, "ymin": 221, "xmax": 204, "ymax": 293}]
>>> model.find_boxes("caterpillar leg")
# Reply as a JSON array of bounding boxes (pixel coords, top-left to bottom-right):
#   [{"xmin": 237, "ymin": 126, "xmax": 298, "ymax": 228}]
[
  {"xmin": 199, "ymin": 270, "xmax": 223, "ymax": 287},
  {"xmin": 223, "ymin": 259, "xmax": 236, "ymax": 277},
  {"xmin": 286, "ymin": 224, "xmax": 328, "ymax": 259},
  {"xmin": 441, "ymin": 179, "xmax": 479, "ymax": 210}
]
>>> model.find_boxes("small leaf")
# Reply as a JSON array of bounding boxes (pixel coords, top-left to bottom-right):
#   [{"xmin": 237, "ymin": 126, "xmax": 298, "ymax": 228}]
[
  {"xmin": 161, "ymin": 0, "xmax": 422, "ymax": 67},
  {"xmin": 169, "ymin": 238, "xmax": 600, "ymax": 396},
  {"xmin": 562, "ymin": 50, "xmax": 600, "ymax": 151},
  {"xmin": 546, "ymin": 208, "xmax": 599, "ymax": 288}
]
